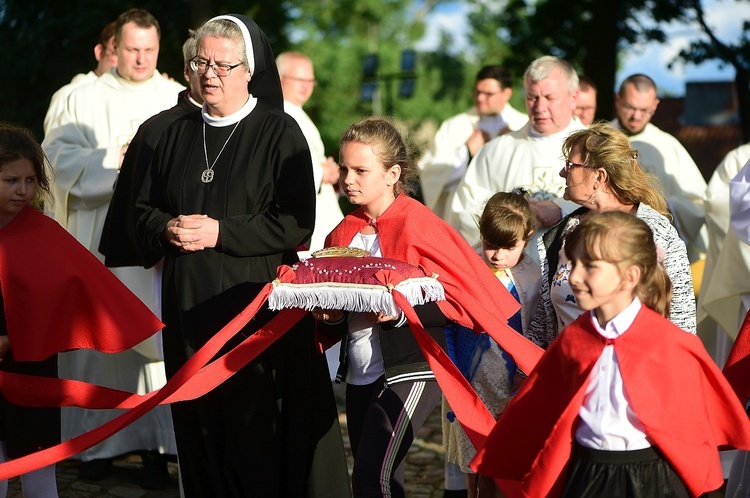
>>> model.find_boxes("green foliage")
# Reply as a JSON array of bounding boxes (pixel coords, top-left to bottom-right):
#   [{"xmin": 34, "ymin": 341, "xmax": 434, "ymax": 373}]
[
  {"xmin": 673, "ymin": 0, "xmax": 750, "ymax": 70},
  {"xmin": 672, "ymin": 0, "xmax": 750, "ymax": 141},
  {"xmin": 468, "ymin": 0, "xmax": 695, "ymax": 66},
  {"xmin": 286, "ymin": 0, "xmax": 483, "ymax": 160}
]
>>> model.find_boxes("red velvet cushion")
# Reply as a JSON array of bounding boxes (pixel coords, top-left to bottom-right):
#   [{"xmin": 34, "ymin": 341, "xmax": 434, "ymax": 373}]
[{"xmin": 269, "ymin": 256, "xmax": 444, "ymax": 315}]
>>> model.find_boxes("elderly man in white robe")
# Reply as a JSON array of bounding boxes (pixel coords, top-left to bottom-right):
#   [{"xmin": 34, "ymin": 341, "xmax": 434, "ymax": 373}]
[
  {"xmin": 419, "ymin": 65, "xmax": 528, "ymax": 219},
  {"xmin": 706, "ymin": 153, "xmax": 750, "ymax": 497},
  {"xmin": 277, "ymin": 51, "xmax": 342, "ymax": 258},
  {"xmin": 699, "ymin": 143, "xmax": 750, "ymax": 361},
  {"xmin": 41, "ymin": 8, "xmax": 183, "ymax": 487},
  {"xmin": 696, "ymin": 143, "xmax": 750, "ymax": 483},
  {"xmin": 277, "ymin": 51, "xmax": 344, "ymax": 381},
  {"xmin": 612, "ymin": 73, "xmax": 708, "ymax": 263},
  {"xmin": 447, "ymin": 56, "xmax": 585, "ymax": 259}
]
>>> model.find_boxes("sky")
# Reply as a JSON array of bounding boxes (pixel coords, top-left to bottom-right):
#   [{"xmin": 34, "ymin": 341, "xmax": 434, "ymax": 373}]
[{"xmin": 416, "ymin": 0, "xmax": 750, "ymax": 96}]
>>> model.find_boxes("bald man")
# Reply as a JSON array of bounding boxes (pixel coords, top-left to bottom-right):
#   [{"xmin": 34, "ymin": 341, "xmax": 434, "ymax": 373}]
[
  {"xmin": 277, "ymin": 51, "xmax": 343, "ymax": 257},
  {"xmin": 612, "ymin": 73, "xmax": 707, "ymax": 262}
]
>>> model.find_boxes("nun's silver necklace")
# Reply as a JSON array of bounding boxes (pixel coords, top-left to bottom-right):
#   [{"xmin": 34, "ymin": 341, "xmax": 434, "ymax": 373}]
[{"xmin": 201, "ymin": 121, "xmax": 240, "ymax": 183}]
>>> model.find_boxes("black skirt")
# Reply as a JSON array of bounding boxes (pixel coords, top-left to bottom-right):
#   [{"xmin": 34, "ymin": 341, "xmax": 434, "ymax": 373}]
[
  {"xmin": 562, "ymin": 444, "xmax": 690, "ymax": 498},
  {"xmin": 0, "ymin": 352, "xmax": 60, "ymax": 459}
]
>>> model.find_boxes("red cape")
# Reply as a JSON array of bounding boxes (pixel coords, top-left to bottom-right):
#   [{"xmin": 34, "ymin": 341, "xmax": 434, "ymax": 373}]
[
  {"xmin": 0, "ymin": 207, "xmax": 163, "ymax": 361},
  {"xmin": 723, "ymin": 309, "xmax": 750, "ymax": 405},
  {"xmin": 325, "ymin": 194, "xmax": 543, "ymax": 375},
  {"xmin": 472, "ymin": 306, "xmax": 750, "ymax": 498}
]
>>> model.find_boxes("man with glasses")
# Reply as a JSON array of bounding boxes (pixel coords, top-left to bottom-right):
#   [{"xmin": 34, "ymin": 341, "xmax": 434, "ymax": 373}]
[
  {"xmin": 613, "ymin": 73, "xmax": 707, "ymax": 262},
  {"xmin": 277, "ymin": 51, "xmax": 342, "ymax": 258},
  {"xmin": 448, "ymin": 56, "xmax": 585, "ymax": 260},
  {"xmin": 419, "ymin": 65, "xmax": 527, "ymax": 219},
  {"xmin": 42, "ymin": 8, "xmax": 183, "ymax": 486}
]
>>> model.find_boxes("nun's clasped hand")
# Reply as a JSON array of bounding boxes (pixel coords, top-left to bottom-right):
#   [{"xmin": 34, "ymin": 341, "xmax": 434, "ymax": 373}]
[{"xmin": 166, "ymin": 214, "xmax": 220, "ymax": 252}]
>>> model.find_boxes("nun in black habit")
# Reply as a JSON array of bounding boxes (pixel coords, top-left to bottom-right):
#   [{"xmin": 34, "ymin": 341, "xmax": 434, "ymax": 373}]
[{"xmin": 134, "ymin": 14, "xmax": 351, "ymax": 498}]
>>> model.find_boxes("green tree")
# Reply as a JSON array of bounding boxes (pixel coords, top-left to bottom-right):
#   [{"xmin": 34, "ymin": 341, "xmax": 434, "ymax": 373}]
[
  {"xmin": 284, "ymin": 0, "xmax": 480, "ymax": 159},
  {"xmin": 673, "ymin": 0, "xmax": 750, "ymax": 141}
]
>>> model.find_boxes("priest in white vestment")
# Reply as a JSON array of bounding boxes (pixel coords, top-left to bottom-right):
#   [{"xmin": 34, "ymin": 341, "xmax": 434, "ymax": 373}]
[
  {"xmin": 705, "ymin": 149, "xmax": 750, "ymax": 494},
  {"xmin": 43, "ymin": 21, "xmax": 119, "ymax": 137},
  {"xmin": 41, "ymin": 9, "xmax": 183, "ymax": 476},
  {"xmin": 278, "ymin": 51, "xmax": 343, "ymax": 258},
  {"xmin": 612, "ymin": 73, "xmax": 708, "ymax": 263},
  {"xmin": 447, "ymin": 56, "xmax": 584, "ymax": 258},
  {"xmin": 419, "ymin": 65, "xmax": 528, "ymax": 219},
  {"xmin": 699, "ymin": 144, "xmax": 750, "ymax": 361},
  {"xmin": 278, "ymin": 51, "xmax": 344, "ymax": 380}
]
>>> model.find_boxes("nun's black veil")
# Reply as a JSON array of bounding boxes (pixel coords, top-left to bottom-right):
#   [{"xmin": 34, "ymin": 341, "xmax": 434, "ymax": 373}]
[{"xmin": 209, "ymin": 14, "xmax": 283, "ymax": 110}]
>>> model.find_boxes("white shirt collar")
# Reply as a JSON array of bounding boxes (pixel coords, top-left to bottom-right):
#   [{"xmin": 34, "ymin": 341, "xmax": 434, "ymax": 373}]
[{"xmin": 589, "ymin": 297, "xmax": 642, "ymax": 340}]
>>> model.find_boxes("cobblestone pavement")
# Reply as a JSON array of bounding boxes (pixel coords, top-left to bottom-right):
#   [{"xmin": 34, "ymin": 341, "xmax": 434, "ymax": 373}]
[
  {"xmin": 6, "ymin": 408, "xmax": 728, "ymax": 497},
  {"xmin": 7, "ymin": 403, "xmax": 447, "ymax": 497}
]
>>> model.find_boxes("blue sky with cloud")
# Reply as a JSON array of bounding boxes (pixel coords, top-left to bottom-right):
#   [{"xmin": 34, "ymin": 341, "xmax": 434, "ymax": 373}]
[{"xmin": 416, "ymin": 0, "xmax": 749, "ymax": 96}]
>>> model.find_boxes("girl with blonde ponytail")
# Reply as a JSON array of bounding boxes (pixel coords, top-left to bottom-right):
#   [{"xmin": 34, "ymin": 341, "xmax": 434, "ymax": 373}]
[
  {"xmin": 472, "ymin": 211, "xmax": 750, "ymax": 498},
  {"xmin": 563, "ymin": 210, "xmax": 672, "ymax": 318}
]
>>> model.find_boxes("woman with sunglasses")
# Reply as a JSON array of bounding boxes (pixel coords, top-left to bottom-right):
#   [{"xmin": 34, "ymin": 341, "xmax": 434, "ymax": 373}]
[{"xmin": 526, "ymin": 120, "xmax": 696, "ymax": 349}]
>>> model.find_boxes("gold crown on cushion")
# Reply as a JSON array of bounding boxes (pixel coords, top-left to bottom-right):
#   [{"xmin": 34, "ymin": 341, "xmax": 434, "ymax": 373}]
[{"xmin": 311, "ymin": 246, "xmax": 371, "ymax": 258}]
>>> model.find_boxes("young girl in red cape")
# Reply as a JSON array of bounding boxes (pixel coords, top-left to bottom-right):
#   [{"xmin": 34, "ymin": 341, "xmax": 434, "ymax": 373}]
[
  {"xmin": 472, "ymin": 211, "xmax": 750, "ymax": 498},
  {"xmin": 314, "ymin": 117, "xmax": 542, "ymax": 497},
  {"xmin": 0, "ymin": 123, "xmax": 162, "ymax": 496}
]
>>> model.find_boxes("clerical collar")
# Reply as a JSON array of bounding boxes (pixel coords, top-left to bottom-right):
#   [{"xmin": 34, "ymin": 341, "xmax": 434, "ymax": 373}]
[
  {"xmin": 202, "ymin": 95, "xmax": 258, "ymax": 127},
  {"xmin": 478, "ymin": 114, "xmax": 504, "ymax": 137}
]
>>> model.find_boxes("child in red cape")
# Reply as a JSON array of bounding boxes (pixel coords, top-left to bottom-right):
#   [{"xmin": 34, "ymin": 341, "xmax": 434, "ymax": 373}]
[
  {"xmin": 0, "ymin": 123, "xmax": 162, "ymax": 495},
  {"xmin": 317, "ymin": 117, "xmax": 542, "ymax": 497},
  {"xmin": 472, "ymin": 211, "xmax": 750, "ymax": 498}
]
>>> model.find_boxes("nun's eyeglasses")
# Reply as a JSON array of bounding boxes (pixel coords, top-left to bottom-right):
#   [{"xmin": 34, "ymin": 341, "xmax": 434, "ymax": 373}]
[{"xmin": 190, "ymin": 59, "xmax": 244, "ymax": 77}]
